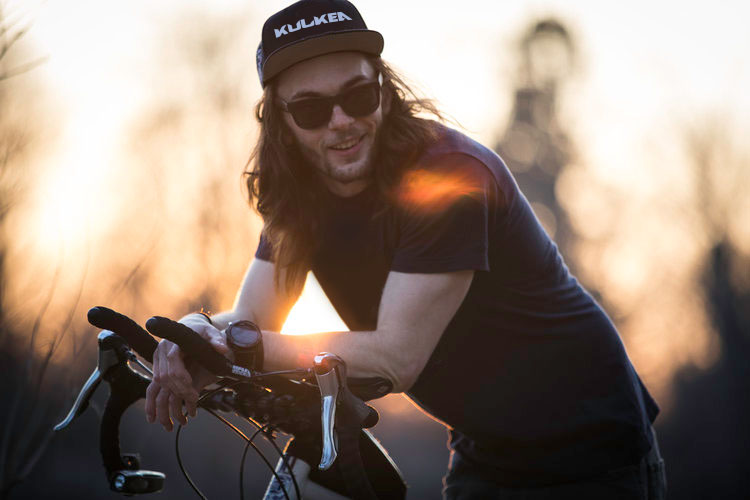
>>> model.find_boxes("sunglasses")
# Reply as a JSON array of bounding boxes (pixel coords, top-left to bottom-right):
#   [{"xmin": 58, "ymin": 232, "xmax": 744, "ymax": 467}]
[{"xmin": 278, "ymin": 74, "xmax": 383, "ymax": 130}]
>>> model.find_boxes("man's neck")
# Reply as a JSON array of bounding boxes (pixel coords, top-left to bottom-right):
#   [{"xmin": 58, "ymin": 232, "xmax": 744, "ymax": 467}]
[{"xmin": 322, "ymin": 177, "xmax": 370, "ymax": 198}]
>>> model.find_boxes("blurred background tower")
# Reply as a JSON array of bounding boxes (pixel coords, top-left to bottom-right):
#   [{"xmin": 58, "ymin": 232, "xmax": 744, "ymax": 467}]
[{"xmin": 494, "ymin": 19, "xmax": 576, "ymax": 264}]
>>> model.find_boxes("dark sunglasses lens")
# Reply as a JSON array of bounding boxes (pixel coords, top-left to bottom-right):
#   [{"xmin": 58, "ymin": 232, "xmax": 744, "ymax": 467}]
[
  {"xmin": 286, "ymin": 82, "xmax": 381, "ymax": 129},
  {"xmin": 341, "ymin": 83, "xmax": 380, "ymax": 117},
  {"xmin": 287, "ymin": 99, "xmax": 332, "ymax": 129}
]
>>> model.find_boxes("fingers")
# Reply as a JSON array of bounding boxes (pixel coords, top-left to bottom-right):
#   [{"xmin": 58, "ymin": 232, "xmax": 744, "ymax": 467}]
[
  {"xmin": 155, "ymin": 386, "xmax": 173, "ymax": 431},
  {"xmin": 165, "ymin": 344, "xmax": 199, "ymax": 403},
  {"xmin": 150, "ymin": 383, "xmax": 187, "ymax": 431},
  {"xmin": 145, "ymin": 379, "xmax": 160, "ymax": 424},
  {"xmin": 146, "ymin": 382, "xmax": 193, "ymax": 431},
  {"xmin": 170, "ymin": 392, "xmax": 187, "ymax": 427},
  {"xmin": 145, "ymin": 342, "xmax": 164, "ymax": 423},
  {"xmin": 147, "ymin": 339, "xmax": 196, "ymax": 430},
  {"xmin": 144, "ymin": 318, "xmax": 231, "ymax": 431},
  {"xmin": 146, "ymin": 378, "xmax": 175, "ymax": 431},
  {"xmin": 153, "ymin": 340, "xmax": 196, "ymax": 401}
]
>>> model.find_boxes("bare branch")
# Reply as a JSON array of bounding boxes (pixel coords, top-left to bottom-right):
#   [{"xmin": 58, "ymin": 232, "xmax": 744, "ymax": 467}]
[
  {"xmin": 105, "ymin": 238, "xmax": 158, "ymax": 303},
  {"xmin": 0, "ymin": 25, "xmax": 27, "ymax": 60},
  {"xmin": 0, "ymin": 2, "xmax": 32, "ymax": 35},
  {"xmin": 5, "ymin": 386, "xmax": 59, "ymax": 496},
  {"xmin": 0, "ymin": 262, "xmax": 61, "ymax": 485},
  {"xmin": 17, "ymin": 427, "xmax": 55, "ymax": 484},
  {"xmin": 0, "ymin": 56, "xmax": 48, "ymax": 82},
  {"xmin": 51, "ymin": 252, "xmax": 89, "ymax": 354}
]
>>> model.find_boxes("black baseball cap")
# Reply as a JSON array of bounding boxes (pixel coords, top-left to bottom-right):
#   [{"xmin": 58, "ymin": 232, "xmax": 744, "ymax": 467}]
[{"xmin": 256, "ymin": 0, "xmax": 384, "ymax": 87}]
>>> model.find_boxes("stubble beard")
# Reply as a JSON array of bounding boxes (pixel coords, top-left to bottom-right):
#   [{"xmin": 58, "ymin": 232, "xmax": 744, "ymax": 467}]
[
  {"xmin": 323, "ymin": 146, "xmax": 375, "ymax": 185},
  {"xmin": 297, "ymin": 129, "xmax": 383, "ymax": 187}
]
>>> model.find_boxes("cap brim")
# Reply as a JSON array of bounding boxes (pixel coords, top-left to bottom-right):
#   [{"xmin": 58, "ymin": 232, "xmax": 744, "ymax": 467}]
[{"xmin": 262, "ymin": 30, "xmax": 384, "ymax": 85}]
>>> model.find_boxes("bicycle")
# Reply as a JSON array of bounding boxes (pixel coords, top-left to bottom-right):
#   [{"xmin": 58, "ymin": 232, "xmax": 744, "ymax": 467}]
[{"xmin": 54, "ymin": 306, "xmax": 407, "ymax": 499}]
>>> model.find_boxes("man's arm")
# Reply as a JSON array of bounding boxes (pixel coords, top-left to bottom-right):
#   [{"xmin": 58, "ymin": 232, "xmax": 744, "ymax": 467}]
[
  {"xmin": 145, "ymin": 258, "xmax": 303, "ymax": 430},
  {"xmin": 197, "ymin": 258, "xmax": 303, "ymax": 331},
  {"xmin": 202, "ymin": 261, "xmax": 474, "ymax": 393},
  {"xmin": 261, "ymin": 269, "xmax": 474, "ymax": 393},
  {"xmin": 147, "ymin": 258, "xmax": 473, "ymax": 428}
]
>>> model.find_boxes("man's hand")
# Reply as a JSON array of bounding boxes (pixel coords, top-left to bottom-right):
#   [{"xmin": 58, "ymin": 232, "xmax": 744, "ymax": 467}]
[{"xmin": 144, "ymin": 314, "xmax": 231, "ymax": 431}]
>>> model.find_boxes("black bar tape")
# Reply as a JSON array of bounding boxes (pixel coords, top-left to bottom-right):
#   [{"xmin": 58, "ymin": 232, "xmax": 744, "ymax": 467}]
[
  {"xmin": 88, "ymin": 306, "xmax": 158, "ymax": 363},
  {"xmin": 336, "ymin": 426, "xmax": 378, "ymax": 500},
  {"xmin": 347, "ymin": 377, "xmax": 393, "ymax": 401},
  {"xmin": 362, "ymin": 405, "xmax": 379, "ymax": 429},
  {"xmin": 100, "ymin": 365, "xmax": 150, "ymax": 477},
  {"xmin": 101, "ymin": 389, "xmax": 130, "ymax": 477},
  {"xmin": 145, "ymin": 316, "xmax": 232, "ymax": 376},
  {"xmin": 330, "ymin": 379, "xmax": 379, "ymax": 499},
  {"xmin": 341, "ymin": 392, "xmax": 379, "ymax": 429}
]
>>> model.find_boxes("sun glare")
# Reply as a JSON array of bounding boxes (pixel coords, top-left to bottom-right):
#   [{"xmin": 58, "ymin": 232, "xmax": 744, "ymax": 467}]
[
  {"xmin": 28, "ymin": 124, "xmax": 117, "ymax": 259},
  {"xmin": 281, "ymin": 273, "xmax": 348, "ymax": 335}
]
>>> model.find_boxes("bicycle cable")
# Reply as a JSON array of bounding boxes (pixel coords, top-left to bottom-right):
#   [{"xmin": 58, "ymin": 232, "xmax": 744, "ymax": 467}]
[
  {"xmin": 174, "ymin": 406, "xmax": 293, "ymax": 500},
  {"xmin": 203, "ymin": 377, "xmax": 303, "ymax": 499},
  {"xmin": 170, "ymin": 381, "xmax": 237, "ymax": 499},
  {"xmin": 239, "ymin": 417, "xmax": 302, "ymax": 500},
  {"xmin": 240, "ymin": 426, "xmax": 267, "ymax": 500},
  {"xmin": 172, "ymin": 373, "xmax": 311, "ymax": 500},
  {"xmin": 203, "ymin": 408, "xmax": 292, "ymax": 500},
  {"xmin": 175, "ymin": 423, "xmax": 208, "ymax": 500}
]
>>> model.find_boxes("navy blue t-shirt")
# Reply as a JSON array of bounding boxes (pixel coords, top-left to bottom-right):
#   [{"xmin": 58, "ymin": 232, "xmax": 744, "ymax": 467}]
[{"xmin": 255, "ymin": 124, "xmax": 659, "ymax": 486}]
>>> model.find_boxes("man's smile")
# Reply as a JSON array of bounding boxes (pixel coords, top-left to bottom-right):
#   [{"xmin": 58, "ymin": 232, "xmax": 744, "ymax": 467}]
[{"xmin": 328, "ymin": 134, "xmax": 365, "ymax": 152}]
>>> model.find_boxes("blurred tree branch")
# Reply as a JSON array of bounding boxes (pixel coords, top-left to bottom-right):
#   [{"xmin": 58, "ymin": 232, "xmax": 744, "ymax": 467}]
[
  {"xmin": 685, "ymin": 115, "xmax": 750, "ymax": 347},
  {"xmin": 686, "ymin": 118, "xmax": 749, "ymax": 244},
  {"xmin": 0, "ymin": 2, "xmax": 64, "ymax": 498},
  {"xmin": 0, "ymin": 3, "xmax": 45, "ymax": 82},
  {"xmin": 0, "ymin": 56, "xmax": 46, "ymax": 82},
  {"xmin": 654, "ymin": 114, "xmax": 750, "ymax": 499}
]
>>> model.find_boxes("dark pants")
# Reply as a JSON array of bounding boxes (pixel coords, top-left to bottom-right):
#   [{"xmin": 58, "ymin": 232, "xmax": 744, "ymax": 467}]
[{"xmin": 443, "ymin": 429, "xmax": 667, "ymax": 500}]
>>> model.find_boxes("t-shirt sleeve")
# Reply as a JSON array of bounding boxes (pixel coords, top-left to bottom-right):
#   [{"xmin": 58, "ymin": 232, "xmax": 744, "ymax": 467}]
[
  {"xmin": 254, "ymin": 230, "xmax": 274, "ymax": 262},
  {"xmin": 390, "ymin": 153, "xmax": 494, "ymax": 274}
]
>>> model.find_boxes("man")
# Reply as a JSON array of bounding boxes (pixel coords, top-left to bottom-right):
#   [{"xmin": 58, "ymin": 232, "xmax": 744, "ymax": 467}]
[{"xmin": 146, "ymin": 1, "xmax": 665, "ymax": 498}]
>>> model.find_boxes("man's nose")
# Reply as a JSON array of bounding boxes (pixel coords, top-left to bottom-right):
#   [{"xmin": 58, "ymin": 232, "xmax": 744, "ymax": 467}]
[{"xmin": 328, "ymin": 104, "xmax": 355, "ymax": 130}]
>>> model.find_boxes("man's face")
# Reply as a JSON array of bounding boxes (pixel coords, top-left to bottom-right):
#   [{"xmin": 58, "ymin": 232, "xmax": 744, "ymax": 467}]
[{"xmin": 275, "ymin": 52, "xmax": 388, "ymax": 197}]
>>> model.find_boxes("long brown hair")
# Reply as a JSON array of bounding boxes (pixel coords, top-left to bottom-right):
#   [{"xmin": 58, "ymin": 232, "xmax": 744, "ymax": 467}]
[{"xmin": 245, "ymin": 56, "xmax": 443, "ymax": 292}]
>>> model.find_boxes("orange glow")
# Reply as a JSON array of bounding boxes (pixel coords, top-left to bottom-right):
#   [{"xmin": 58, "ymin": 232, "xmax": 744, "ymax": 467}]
[{"xmin": 396, "ymin": 167, "xmax": 484, "ymax": 214}]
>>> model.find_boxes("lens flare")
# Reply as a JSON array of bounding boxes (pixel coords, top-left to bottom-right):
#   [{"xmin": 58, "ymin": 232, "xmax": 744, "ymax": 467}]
[{"xmin": 395, "ymin": 166, "xmax": 485, "ymax": 214}]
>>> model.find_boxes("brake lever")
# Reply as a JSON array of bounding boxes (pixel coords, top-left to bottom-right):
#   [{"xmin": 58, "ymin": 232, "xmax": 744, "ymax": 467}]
[
  {"xmin": 311, "ymin": 353, "xmax": 382, "ymax": 500},
  {"xmin": 55, "ymin": 329, "xmax": 165, "ymax": 495},
  {"xmin": 57, "ymin": 304, "xmax": 161, "ymax": 431},
  {"xmin": 54, "ymin": 365, "xmax": 102, "ymax": 431},
  {"xmin": 54, "ymin": 330, "xmax": 126, "ymax": 431},
  {"xmin": 313, "ymin": 353, "xmax": 345, "ymax": 470}
]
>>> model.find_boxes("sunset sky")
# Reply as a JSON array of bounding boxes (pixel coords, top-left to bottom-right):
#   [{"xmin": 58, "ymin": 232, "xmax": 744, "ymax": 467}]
[
  {"xmin": 6, "ymin": 0, "xmax": 750, "ymax": 393},
  {"xmin": 4, "ymin": 3, "xmax": 750, "ymax": 497},
  {"xmin": 16, "ymin": 0, "xmax": 749, "ymax": 246}
]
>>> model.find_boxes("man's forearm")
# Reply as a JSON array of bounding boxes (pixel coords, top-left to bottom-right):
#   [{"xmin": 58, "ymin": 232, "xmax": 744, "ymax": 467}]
[{"xmin": 262, "ymin": 329, "xmax": 416, "ymax": 393}]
